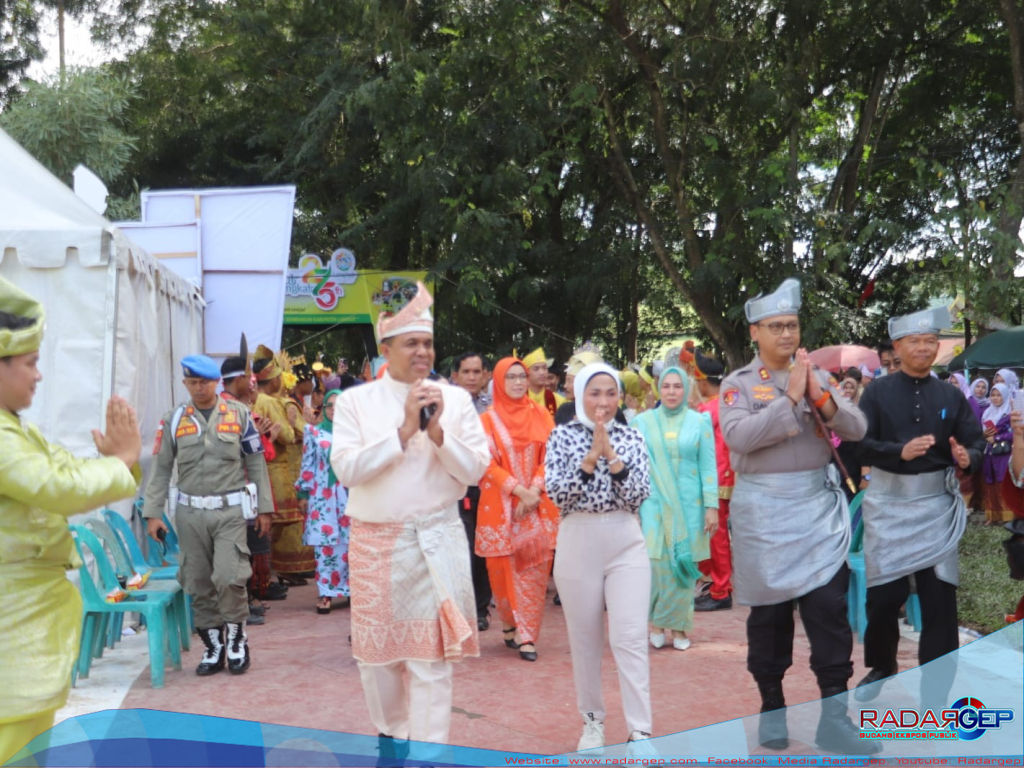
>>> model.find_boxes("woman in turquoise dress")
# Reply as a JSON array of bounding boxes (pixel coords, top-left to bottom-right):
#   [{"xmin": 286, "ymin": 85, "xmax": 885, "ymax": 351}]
[{"xmin": 633, "ymin": 366, "xmax": 718, "ymax": 650}]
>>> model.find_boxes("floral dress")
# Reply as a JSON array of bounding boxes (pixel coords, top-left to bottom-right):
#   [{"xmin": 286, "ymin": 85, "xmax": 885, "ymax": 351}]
[{"xmin": 294, "ymin": 424, "xmax": 351, "ymax": 598}]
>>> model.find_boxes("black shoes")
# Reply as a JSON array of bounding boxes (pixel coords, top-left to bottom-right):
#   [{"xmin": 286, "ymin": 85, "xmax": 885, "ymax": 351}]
[
  {"xmin": 553, "ymin": 593, "xmax": 561, "ymax": 606},
  {"xmin": 816, "ymin": 686, "xmax": 881, "ymax": 754},
  {"xmin": 262, "ymin": 583, "xmax": 289, "ymax": 601},
  {"xmin": 694, "ymin": 593, "xmax": 733, "ymax": 612},
  {"xmin": 854, "ymin": 667, "xmax": 898, "ymax": 702},
  {"xmin": 757, "ymin": 681, "xmax": 788, "ymax": 750},
  {"xmin": 196, "ymin": 627, "xmax": 226, "ymax": 676},
  {"xmin": 519, "ymin": 644, "xmax": 537, "ymax": 662},
  {"xmin": 477, "ymin": 614, "xmax": 490, "ymax": 631}
]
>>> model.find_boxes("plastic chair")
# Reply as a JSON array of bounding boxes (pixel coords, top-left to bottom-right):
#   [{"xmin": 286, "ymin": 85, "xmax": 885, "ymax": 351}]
[
  {"xmin": 101, "ymin": 510, "xmax": 179, "ymax": 581},
  {"xmin": 905, "ymin": 592, "xmax": 923, "ymax": 631},
  {"xmin": 95, "ymin": 511, "xmax": 195, "ymax": 639},
  {"xmin": 136, "ymin": 499, "xmax": 181, "ymax": 568},
  {"xmin": 69, "ymin": 525, "xmax": 186, "ymax": 689},
  {"xmin": 846, "ymin": 491, "xmax": 868, "ymax": 642},
  {"xmin": 846, "ymin": 492, "xmax": 922, "ymax": 639},
  {"xmin": 80, "ymin": 518, "xmax": 138, "ymax": 649}
]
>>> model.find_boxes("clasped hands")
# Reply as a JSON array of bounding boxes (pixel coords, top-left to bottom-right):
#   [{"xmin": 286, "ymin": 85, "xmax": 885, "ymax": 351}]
[
  {"xmin": 581, "ymin": 411, "xmax": 620, "ymax": 474},
  {"xmin": 400, "ymin": 379, "xmax": 445, "ymax": 448},
  {"xmin": 513, "ymin": 485, "xmax": 542, "ymax": 517}
]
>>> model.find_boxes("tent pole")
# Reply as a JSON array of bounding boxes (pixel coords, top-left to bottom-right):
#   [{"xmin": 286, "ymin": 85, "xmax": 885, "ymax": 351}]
[{"xmin": 100, "ymin": 234, "xmax": 119, "ymax": 431}]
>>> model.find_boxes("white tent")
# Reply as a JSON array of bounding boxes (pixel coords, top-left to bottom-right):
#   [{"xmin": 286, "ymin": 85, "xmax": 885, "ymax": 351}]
[{"xmin": 0, "ymin": 128, "xmax": 204, "ymax": 511}]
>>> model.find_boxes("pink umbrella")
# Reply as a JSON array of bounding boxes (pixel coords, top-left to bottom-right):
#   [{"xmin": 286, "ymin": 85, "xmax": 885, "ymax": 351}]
[{"xmin": 808, "ymin": 345, "xmax": 881, "ymax": 373}]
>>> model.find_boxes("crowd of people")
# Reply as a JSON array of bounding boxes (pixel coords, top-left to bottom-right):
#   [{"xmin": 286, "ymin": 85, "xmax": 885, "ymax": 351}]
[{"xmin": 3, "ymin": 273, "xmax": 1023, "ymax": 765}]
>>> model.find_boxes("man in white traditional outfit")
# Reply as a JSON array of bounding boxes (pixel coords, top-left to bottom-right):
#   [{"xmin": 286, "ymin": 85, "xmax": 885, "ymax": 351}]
[{"xmin": 331, "ymin": 282, "xmax": 490, "ymax": 762}]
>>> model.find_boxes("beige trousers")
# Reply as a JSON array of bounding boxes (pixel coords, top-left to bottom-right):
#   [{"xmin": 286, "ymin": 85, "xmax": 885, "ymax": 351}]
[
  {"xmin": 554, "ymin": 511, "xmax": 653, "ymax": 735},
  {"xmin": 358, "ymin": 659, "xmax": 453, "ymax": 744}
]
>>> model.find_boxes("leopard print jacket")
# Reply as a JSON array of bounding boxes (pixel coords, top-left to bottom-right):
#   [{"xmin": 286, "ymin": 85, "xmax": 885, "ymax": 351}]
[{"xmin": 544, "ymin": 420, "xmax": 651, "ymax": 516}]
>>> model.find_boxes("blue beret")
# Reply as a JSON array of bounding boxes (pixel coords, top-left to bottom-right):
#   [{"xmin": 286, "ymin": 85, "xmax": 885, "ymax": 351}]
[{"xmin": 181, "ymin": 355, "xmax": 221, "ymax": 381}]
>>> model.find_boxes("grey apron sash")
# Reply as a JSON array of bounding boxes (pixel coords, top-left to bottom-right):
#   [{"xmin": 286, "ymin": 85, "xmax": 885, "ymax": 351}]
[
  {"xmin": 862, "ymin": 468, "xmax": 965, "ymax": 588},
  {"xmin": 730, "ymin": 466, "xmax": 850, "ymax": 606}
]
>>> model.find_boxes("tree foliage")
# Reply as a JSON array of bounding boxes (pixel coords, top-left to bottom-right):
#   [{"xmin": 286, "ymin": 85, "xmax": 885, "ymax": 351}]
[
  {"xmin": 0, "ymin": 0, "xmax": 43, "ymax": 107},
  {"xmin": 13, "ymin": 0, "xmax": 1024, "ymax": 367},
  {"xmin": 1, "ymin": 66, "xmax": 137, "ymax": 184}
]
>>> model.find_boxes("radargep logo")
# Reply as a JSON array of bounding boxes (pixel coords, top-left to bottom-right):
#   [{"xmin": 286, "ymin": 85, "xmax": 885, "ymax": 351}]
[{"xmin": 859, "ymin": 698, "xmax": 1014, "ymax": 741}]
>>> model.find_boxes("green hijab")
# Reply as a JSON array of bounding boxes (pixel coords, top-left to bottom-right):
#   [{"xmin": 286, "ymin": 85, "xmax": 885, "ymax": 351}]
[
  {"xmin": 657, "ymin": 367, "xmax": 689, "ymax": 417},
  {"xmin": 635, "ymin": 366, "xmax": 701, "ymax": 588},
  {"xmin": 321, "ymin": 389, "xmax": 342, "ymax": 487}
]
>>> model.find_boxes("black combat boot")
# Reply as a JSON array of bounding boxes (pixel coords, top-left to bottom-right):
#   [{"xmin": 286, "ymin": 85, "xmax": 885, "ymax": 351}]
[
  {"xmin": 196, "ymin": 627, "xmax": 226, "ymax": 676},
  {"xmin": 225, "ymin": 621, "xmax": 250, "ymax": 674},
  {"xmin": 757, "ymin": 681, "xmax": 789, "ymax": 750},
  {"xmin": 816, "ymin": 686, "xmax": 881, "ymax": 755}
]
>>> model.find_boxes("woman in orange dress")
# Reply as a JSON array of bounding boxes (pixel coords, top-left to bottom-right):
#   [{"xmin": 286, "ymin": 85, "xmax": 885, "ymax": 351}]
[{"xmin": 476, "ymin": 357, "xmax": 559, "ymax": 662}]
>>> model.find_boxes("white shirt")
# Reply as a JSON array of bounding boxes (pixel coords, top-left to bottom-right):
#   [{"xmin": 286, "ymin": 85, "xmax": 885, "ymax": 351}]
[{"xmin": 331, "ymin": 373, "xmax": 490, "ymax": 523}]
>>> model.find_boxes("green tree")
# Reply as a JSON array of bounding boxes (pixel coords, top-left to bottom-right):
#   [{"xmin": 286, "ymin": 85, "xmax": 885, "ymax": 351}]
[
  {"xmin": 1, "ymin": 66, "xmax": 137, "ymax": 185},
  {"xmin": 0, "ymin": 0, "xmax": 43, "ymax": 107}
]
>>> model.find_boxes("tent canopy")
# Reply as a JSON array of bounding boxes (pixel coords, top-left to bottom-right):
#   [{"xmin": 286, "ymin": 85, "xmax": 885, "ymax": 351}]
[
  {"xmin": 947, "ymin": 326, "xmax": 1024, "ymax": 371},
  {"xmin": 0, "ymin": 128, "xmax": 204, "ymax": 515}
]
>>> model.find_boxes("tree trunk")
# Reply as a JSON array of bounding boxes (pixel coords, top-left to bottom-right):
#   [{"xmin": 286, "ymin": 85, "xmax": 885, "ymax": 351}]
[
  {"xmin": 58, "ymin": 0, "xmax": 66, "ymax": 81},
  {"xmin": 996, "ymin": 0, "xmax": 1024, "ymax": 302}
]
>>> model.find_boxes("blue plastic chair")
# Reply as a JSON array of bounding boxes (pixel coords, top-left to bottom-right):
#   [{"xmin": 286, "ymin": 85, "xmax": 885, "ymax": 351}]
[
  {"xmin": 102, "ymin": 510, "xmax": 179, "ymax": 581},
  {"xmin": 80, "ymin": 517, "xmax": 141, "ymax": 649},
  {"xmin": 846, "ymin": 492, "xmax": 868, "ymax": 641},
  {"xmin": 847, "ymin": 492, "xmax": 923, "ymax": 640},
  {"xmin": 136, "ymin": 499, "xmax": 181, "ymax": 568},
  {"xmin": 102, "ymin": 509, "xmax": 193, "ymax": 633},
  {"xmin": 905, "ymin": 591, "xmax": 923, "ymax": 631},
  {"xmin": 70, "ymin": 525, "xmax": 186, "ymax": 689}
]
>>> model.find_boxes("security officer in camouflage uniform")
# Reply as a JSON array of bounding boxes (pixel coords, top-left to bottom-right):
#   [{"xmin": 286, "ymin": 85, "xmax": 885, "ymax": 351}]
[
  {"xmin": 719, "ymin": 278, "xmax": 877, "ymax": 756},
  {"xmin": 143, "ymin": 355, "xmax": 273, "ymax": 676}
]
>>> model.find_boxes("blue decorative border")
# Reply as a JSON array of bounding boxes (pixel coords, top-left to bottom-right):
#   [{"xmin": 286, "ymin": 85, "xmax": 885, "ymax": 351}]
[{"xmin": 7, "ymin": 623, "xmax": 1021, "ymax": 767}]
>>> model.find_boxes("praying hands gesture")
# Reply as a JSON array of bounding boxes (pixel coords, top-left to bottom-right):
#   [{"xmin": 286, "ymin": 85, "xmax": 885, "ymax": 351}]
[{"xmin": 581, "ymin": 411, "xmax": 622, "ymax": 474}]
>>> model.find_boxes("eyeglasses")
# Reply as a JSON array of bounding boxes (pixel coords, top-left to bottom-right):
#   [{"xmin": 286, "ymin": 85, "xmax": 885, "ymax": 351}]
[
  {"xmin": 758, "ymin": 321, "xmax": 800, "ymax": 336},
  {"xmin": 505, "ymin": 374, "xmax": 528, "ymax": 382}
]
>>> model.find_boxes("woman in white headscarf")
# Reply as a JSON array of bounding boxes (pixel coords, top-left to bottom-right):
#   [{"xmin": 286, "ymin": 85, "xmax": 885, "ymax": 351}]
[
  {"xmin": 545, "ymin": 363, "xmax": 653, "ymax": 755},
  {"xmin": 981, "ymin": 383, "xmax": 1015, "ymax": 525},
  {"xmin": 994, "ymin": 369, "xmax": 1020, "ymax": 395}
]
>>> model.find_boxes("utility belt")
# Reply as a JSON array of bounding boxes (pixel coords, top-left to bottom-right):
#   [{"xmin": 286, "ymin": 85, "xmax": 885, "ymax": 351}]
[{"xmin": 171, "ymin": 483, "xmax": 258, "ymax": 520}]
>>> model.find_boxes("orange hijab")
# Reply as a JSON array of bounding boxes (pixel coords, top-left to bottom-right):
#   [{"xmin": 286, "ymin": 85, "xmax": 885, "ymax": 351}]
[{"xmin": 492, "ymin": 357, "xmax": 555, "ymax": 448}]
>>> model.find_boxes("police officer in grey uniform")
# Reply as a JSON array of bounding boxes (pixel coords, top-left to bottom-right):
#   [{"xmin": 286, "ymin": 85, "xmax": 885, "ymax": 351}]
[
  {"xmin": 143, "ymin": 355, "xmax": 273, "ymax": 676},
  {"xmin": 720, "ymin": 279, "xmax": 877, "ymax": 755}
]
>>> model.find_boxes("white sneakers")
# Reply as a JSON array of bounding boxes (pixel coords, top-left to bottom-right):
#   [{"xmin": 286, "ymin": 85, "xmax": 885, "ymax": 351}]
[
  {"xmin": 627, "ymin": 731, "xmax": 658, "ymax": 757},
  {"xmin": 578, "ymin": 714, "xmax": 605, "ymax": 753},
  {"xmin": 649, "ymin": 632, "xmax": 665, "ymax": 649},
  {"xmin": 673, "ymin": 636, "xmax": 691, "ymax": 651}
]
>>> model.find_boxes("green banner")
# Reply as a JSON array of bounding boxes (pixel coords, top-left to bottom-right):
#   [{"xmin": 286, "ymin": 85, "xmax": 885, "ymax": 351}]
[{"xmin": 283, "ymin": 249, "xmax": 427, "ymax": 326}]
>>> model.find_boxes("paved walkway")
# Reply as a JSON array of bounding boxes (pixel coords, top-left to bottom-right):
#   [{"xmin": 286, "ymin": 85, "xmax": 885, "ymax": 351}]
[{"xmin": 61, "ymin": 581, "xmax": 923, "ymax": 755}]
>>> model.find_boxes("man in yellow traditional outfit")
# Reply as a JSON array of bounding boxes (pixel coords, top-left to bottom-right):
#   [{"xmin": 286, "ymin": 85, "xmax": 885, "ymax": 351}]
[
  {"xmin": 523, "ymin": 347, "xmax": 565, "ymax": 419},
  {"xmin": 251, "ymin": 346, "xmax": 313, "ymax": 584},
  {"xmin": 0, "ymin": 277, "xmax": 141, "ymax": 765}
]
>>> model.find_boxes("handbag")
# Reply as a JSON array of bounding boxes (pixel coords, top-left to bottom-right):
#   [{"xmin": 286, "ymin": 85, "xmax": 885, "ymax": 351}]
[{"xmin": 991, "ymin": 440, "xmax": 1012, "ymax": 456}]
